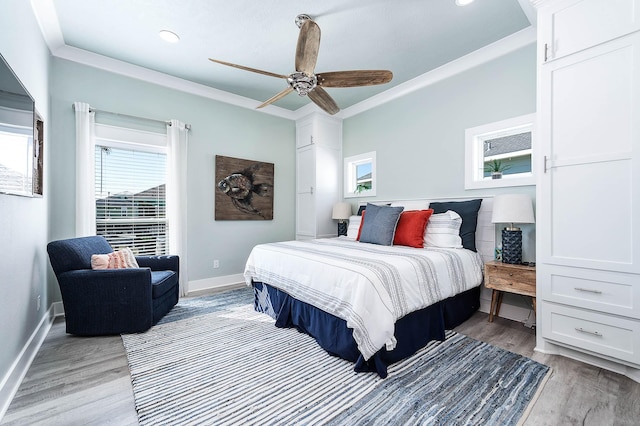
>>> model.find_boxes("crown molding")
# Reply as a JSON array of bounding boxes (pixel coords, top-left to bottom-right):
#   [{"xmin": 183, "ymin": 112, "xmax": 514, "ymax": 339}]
[
  {"xmin": 31, "ymin": 0, "xmax": 536, "ymax": 123},
  {"xmin": 53, "ymin": 45, "xmax": 297, "ymax": 120},
  {"xmin": 336, "ymin": 26, "xmax": 537, "ymax": 120}
]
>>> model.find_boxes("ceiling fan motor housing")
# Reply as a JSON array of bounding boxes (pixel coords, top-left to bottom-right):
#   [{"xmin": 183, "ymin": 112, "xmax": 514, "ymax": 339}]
[{"xmin": 288, "ymin": 72, "xmax": 317, "ymax": 96}]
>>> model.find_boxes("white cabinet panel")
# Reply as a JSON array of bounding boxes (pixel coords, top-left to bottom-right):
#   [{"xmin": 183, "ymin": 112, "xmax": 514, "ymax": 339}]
[
  {"xmin": 550, "ymin": 160, "xmax": 632, "ymax": 266},
  {"xmin": 550, "ymin": 41, "xmax": 634, "ymax": 159},
  {"xmin": 295, "ymin": 113, "xmax": 342, "ymax": 239},
  {"xmin": 539, "ymin": 0, "xmax": 640, "ymax": 60},
  {"xmin": 539, "ymin": 33, "xmax": 640, "ymax": 273}
]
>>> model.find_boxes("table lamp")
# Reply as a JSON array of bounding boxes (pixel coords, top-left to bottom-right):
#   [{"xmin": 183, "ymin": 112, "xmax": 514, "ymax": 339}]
[
  {"xmin": 491, "ymin": 194, "xmax": 535, "ymax": 264},
  {"xmin": 332, "ymin": 202, "xmax": 352, "ymax": 236}
]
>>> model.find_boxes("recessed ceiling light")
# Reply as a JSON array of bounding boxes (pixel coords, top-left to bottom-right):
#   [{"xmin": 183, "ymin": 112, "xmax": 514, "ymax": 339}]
[
  {"xmin": 159, "ymin": 30, "xmax": 180, "ymax": 43},
  {"xmin": 455, "ymin": 0, "xmax": 475, "ymax": 5}
]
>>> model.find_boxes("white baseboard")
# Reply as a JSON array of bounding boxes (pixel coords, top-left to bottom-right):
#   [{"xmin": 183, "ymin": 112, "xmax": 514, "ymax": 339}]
[
  {"xmin": 0, "ymin": 306, "xmax": 55, "ymax": 421},
  {"xmin": 52, "ymin": 301, "xmax": 64, "ymax": 317},
  {"xmin": 188, "ymin": 274, "xmax": 246, "ymax": 294},
  {"xmin": 478, "ymin": 296, "xmax": 535, "ymax": 324},
  {"xmin": 535, "ymin": 340, "xmax": 640, "ymax": 384}
]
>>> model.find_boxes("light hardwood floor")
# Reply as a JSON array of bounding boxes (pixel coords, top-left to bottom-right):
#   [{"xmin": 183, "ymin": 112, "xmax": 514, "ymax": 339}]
[{"xmin": 3, "ymin": 296, "xmax": 640, "ymax": 425}]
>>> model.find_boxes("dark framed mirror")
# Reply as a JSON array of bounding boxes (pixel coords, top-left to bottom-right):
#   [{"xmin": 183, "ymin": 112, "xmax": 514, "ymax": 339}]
[{"xmin": 0, "ymin": 53, "xmax": 42, "ymax": 197}]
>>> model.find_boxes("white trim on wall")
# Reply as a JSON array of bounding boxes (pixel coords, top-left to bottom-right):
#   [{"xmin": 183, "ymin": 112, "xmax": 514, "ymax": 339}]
[
  {"xmin": 336, "ymin": 26, "xmax": 537, "ymax": 119},
  {"xmin": 188, "ymin": 274, "xmax": 246, "ymax": 294},
  {"xmin": 0, "ymin": 305, "xmax": 55, "ymax": 420}
]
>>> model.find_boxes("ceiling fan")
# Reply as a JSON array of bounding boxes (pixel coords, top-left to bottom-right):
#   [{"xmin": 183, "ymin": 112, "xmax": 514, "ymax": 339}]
[{"xmin": 209, "ymin": 14, "xmax": 393, "ymax": 115}]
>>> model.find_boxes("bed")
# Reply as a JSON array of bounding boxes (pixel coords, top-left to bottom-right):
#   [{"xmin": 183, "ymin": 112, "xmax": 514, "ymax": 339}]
[{"xmin": 243, "ymin": 198, "xmax": 494, "ymax": 377}]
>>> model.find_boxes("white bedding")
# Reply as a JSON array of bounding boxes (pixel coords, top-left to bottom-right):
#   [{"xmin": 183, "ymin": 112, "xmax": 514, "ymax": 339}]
[{"xmin": 243, "ymin": 238, "xmax": 483, "ymax": 360}]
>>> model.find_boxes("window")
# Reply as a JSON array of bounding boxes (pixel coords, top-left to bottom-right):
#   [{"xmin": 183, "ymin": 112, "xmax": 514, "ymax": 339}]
[
  {"xmin": 464, "ymin": 113, "xmax": 535, "ymax": 189},
  {"xmin": 94, "ymin": 124, "xmax": 168, "ymax": 255},
  {"xmin": 344, "ymin": 151, "xmax": 376, "ymax": 198},
  {"xmin": 0, "ymin": 124, "xmax": 32, "ymax": 195}
]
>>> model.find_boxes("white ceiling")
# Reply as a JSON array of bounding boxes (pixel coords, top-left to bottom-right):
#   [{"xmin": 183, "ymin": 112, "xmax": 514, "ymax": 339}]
[{"xmin": 32, "ymin": 0, "xmax": 535, "ymax": 116}]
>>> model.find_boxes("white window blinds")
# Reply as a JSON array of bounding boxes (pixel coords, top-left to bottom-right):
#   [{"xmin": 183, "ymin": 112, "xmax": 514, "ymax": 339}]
[{"xmin": 94, "ymin": 144, "xmax": 168, "ymax": 255}]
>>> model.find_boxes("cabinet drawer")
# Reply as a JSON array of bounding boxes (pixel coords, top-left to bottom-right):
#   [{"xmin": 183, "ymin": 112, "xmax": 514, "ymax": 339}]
[
  {"xmin": 484, "ymin": 263, "xmax": 536, "ymax": 297},
  {"xmin": 541, "ymin": 303, "xmax": 640, "ymax": 365},
  {"xmin": 538, "ymin": 265, "xmax": 640, "ymax": 319}
]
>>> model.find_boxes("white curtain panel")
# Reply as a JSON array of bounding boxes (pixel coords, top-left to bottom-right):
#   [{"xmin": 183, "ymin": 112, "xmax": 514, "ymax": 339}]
[
  {"xmin": 73, "ymin": 102, "xmax": 96, "ymax": 236},
  {"xmin": 167, "ymin": 120, "xmax": 189, "ymax": 296}
]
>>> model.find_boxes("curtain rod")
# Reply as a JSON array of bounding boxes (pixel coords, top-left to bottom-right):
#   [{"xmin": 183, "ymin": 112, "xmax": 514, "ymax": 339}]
[{"xmin": 72, "ymin": 104, "xmax": 191, "ymax": 130}]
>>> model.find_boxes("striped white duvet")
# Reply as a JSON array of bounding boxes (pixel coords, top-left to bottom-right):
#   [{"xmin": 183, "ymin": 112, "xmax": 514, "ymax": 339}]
[{"xmin": 243, "ymin": 238, "xmax": 483, "ymax": 360}]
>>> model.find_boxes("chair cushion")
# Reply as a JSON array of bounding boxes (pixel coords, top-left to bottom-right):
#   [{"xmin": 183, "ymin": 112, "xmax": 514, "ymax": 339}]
[
  {"xmin": 47, "ymin": 236, "xmax": 113, "ymax": 275},
  {"xmin": 151, "ymin": 270, "xmax": 178, "ymax": 299}
]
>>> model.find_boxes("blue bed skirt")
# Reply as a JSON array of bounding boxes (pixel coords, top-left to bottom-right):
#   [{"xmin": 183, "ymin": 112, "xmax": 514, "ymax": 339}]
[{"xmin": 252, "ymin": 282, "xmax": 480, "ymax": 378}]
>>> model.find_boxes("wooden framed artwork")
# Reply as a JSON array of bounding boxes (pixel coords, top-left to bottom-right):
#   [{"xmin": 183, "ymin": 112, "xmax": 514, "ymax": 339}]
[{"xmin": 215, "ymin": 155, "xmax": 274, "ymax": 220}]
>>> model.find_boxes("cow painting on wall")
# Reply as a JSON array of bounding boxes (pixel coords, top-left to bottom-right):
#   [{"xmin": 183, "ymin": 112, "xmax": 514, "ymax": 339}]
[{"xmin": 215, "ymin": 155, "xmax": 274, "ymax": 220}]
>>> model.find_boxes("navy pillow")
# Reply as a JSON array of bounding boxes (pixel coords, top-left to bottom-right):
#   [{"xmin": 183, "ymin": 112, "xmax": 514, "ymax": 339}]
[
  {"xmin": 357, "ymin": 205, "xmax": 367, "ymax": 216},
  {"xmin": 359, "ymin": 203, "xmax": 404, "ymax": 246},
  {"xmin": 429, "ymin": 199, "xmax": 482, "ymax": 252}
]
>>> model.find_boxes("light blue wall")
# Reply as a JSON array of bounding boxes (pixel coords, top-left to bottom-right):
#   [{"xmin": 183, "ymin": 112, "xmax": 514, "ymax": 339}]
[
  {"xmin": 343, "ymin": 44, "xmax": 537, "ymax": 262},
  {"xmin": 0, "ymin": 0, "xmax": 51, "ymax": 407},
  {"xmin": 49, "ymin": 58, "xmax": 296, "ymax": 288},
  {"xmin": 344, "ymin": 44, "xmax": 536, "ymax": 198}
]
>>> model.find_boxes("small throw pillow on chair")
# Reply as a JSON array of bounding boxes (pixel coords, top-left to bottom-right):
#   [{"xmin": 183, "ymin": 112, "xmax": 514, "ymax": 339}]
[{"xmin": 91, "ymin": 247, "xmax": 140, "ymax": 269}]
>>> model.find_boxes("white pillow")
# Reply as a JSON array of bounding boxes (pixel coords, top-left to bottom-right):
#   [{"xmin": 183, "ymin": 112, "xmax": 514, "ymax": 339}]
[
  {"xmin": 390, "ymin": 200, "xmax": 430, "ymax": 211},
  {"xmin": 424, "ymin": 210, "xmax": 463, "ymax": 248},
  {"xmin": 346, "ymin": 215, "xmax": 362, "ymax": 240}
]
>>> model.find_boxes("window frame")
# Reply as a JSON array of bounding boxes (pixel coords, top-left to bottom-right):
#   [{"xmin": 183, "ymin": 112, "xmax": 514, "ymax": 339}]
[
  {"xmin": 94, "ymin": 123, "xmax": 168, "ymax": 255},
  {"xmin": 464, "ymin": 113, "xmax": 536, "ymax": 190},
  {"xmin": 344, "ymin": 151, "xmax": 376, "ymax": 198}
]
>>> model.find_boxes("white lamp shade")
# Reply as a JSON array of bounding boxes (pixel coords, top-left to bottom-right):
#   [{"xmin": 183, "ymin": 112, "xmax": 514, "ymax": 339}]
[
  {"xmin": 492, "ymin": 194, "xmax": 535, "ymax": 224},
  {"xmin": 332, "ymin": 202, "xmax": 352, "ymax": 220}
]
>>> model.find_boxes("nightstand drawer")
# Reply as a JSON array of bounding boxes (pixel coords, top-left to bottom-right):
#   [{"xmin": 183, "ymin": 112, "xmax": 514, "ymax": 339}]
[
  {"xmin": 542, "ymin": 303, "xmax": 640, "ymax": 365},
  {"xmin": 484, "ymin": 263, "xmax": 536, "ymax": 297}
]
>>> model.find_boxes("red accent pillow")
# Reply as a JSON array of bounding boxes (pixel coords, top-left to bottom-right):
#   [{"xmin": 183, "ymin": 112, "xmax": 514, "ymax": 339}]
[
  {"xmin": 356, "ymin": 210, "xmax": 366, "ymax": 241},
  {"xmin": 393, "ymin": 209, "xmax": 434, "ymax": 248}
]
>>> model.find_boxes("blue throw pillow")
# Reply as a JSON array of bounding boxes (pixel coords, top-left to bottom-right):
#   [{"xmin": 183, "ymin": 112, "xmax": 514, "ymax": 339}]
[
  {"xmin": 429, "ymin": 199, "xmax": 482, "ymax": 252},
  {"xmin": 359, "ymin": 203, "xmax": 404, "ymax": 246}
]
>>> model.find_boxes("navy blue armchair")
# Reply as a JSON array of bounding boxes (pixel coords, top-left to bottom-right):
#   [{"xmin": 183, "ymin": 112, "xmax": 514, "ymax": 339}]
[{"xmin": 47, "ymin": 236, "xmax": 179, "ymax": 335}]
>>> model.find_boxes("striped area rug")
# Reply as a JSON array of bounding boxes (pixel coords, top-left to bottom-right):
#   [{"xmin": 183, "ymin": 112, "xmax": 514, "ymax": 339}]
[{"xmin": 121, "ymin": 288, "xmax": 551, "ymax": 425}]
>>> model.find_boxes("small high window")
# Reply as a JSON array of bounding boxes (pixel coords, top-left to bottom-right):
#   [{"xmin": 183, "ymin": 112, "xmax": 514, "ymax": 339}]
[
  {"xmin": 344, "ymin": 151, "xmax": 376, "ymax": 198},
  {"xmin": 465, "ymin": 113, "xmax": 535, "ymax": 189}
]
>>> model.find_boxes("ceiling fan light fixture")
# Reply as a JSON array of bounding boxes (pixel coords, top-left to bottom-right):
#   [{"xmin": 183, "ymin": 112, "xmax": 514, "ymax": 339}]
[
  {"xmin": 159, "ymin": 30, "xmax": 180, "ymax": 43},
  {"xmin": 455, "ymin": 0, "xmax": 475, "ymax": 5},
  {"xmin": 288, "ymin": 72, "xmax": 317, "ymax": 96}
]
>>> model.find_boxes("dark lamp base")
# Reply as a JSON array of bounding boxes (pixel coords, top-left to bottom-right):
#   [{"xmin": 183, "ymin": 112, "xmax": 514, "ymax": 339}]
[
  {"xmin": 502, "ymin": 229, "xmax": 523, "ymax": 264},
  {"xmin": 337, "ymin": 221, "xmax": 348, "ymax": 237}
]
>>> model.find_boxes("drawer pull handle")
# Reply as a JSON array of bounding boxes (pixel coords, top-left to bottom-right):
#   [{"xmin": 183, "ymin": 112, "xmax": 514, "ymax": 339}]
[
  {"xmin": 575, "ymin": 327, "xmax": 602, "ymax": 337},
  {"xmin": 574, "ymin": 287, "xmax": 602, "ymax": 294}
]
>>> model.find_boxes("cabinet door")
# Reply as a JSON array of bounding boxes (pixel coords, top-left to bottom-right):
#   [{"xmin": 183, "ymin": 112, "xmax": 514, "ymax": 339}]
[
  {"xmin": 538, "ymin": 32, "xmax": 640, "ymax": 273},
  {"xmin": 538, "ymin": 0, "xmax": 640, "ymax": 61},
  {"xmin": 296, "ymin": 145, "xmax": 316, "ymax": 238},
  {"xmin": 296, "ymin": 120, "xmax": 314, "ymax": 149}
]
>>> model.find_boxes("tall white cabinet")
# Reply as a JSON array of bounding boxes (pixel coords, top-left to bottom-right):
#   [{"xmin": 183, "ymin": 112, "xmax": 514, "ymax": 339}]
[
  {"xmin": 295, "ymin": 113, "xmax": 342, "ymax": 240},
  {"xmin": 534, "ymin": 0, "xmax": 640, "ymax": 381}
]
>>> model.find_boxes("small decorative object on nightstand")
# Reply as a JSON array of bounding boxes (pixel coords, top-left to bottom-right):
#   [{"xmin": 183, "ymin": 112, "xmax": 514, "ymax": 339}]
[
  {"xmin": 332, "ymin": 202, "xmax": 352, "ymax": 236},
  {"xmin": 491, "ymin": 194, "xmax": 535, "ymax": 264},
  {"xmin": 484, "ymin": 261, "xmax": 536, "ymax": 322}
]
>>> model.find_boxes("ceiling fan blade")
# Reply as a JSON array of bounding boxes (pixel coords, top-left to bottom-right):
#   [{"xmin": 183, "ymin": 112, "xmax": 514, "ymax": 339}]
[
  {"xmin": 208, "ymin": 58, "xmax": 288, "ymax": 79},
  {"xmin": 257, "ymin": 87, "xmax": 294, "ymax": 109},
  {"xmin": 308, "ymin": 86, "xmax": 340, "ymax": 115},
  {"xmin": 295, "ymin": 19, "xmax": 321, "ymax": 75},
  {"xmin": 317, "ymin": 70, "xmax": 393, "ymax": 88}
]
